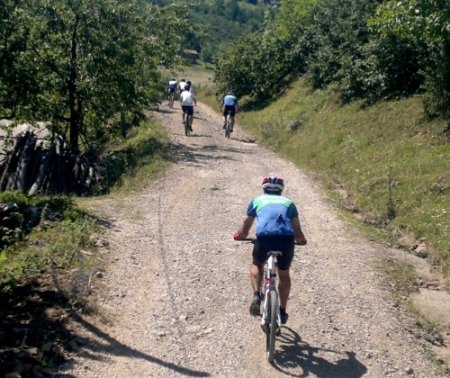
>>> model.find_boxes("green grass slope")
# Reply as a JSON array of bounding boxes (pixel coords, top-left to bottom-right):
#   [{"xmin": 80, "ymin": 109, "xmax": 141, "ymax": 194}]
[{"xmin": 238, "ymin": 79, "xmax": 450, "ymax": 278}]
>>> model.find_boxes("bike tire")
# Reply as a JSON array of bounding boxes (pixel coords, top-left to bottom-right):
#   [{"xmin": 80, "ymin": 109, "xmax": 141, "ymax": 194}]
[
  {"xmin": 225, "ymin": 114, "xmax": 231, "ymax": 138},
  {"xmin": 266, "ymin": 290, "xmax": 278, "ymax": 362}
]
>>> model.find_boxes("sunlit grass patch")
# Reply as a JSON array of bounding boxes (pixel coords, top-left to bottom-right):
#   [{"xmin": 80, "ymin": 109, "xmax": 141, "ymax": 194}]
[{"xmin": 239, "ymin": 77, "xmax": 450, "ymax": 279}]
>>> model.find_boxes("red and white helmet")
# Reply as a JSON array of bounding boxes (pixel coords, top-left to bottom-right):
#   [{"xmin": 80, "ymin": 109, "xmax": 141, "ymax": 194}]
[{"xmin": 262, "ymin": 175, "xmax": 284, "ymax": 192}]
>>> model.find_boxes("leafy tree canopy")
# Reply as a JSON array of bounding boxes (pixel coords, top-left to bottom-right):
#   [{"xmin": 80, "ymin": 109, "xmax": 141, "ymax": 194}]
[{"xmin": 0, "ymin": 0, "xmax": 197, "ymax": 150}]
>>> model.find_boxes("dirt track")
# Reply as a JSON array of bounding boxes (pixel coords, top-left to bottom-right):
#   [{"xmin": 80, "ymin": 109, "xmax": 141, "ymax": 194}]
[{"xmin": 59, "ymin": 101, "xmax": 448, "ymax": 377}]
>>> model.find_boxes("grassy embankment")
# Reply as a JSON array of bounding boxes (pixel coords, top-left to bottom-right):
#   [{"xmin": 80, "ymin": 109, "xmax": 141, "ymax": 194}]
[
  {"xmin": 0, "ymin": 117, "xmax": 170, "ymax": 293},
  {"xmin": 0, "ymin": 101, "xmax": 171, "ymax": 373},
  {"xmin": 200, "ymin": 77, "xmax": 450, "ymax": 281}
]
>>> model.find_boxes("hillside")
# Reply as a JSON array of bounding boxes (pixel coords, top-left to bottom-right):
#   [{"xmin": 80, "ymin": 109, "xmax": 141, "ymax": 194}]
[
  {"xmin": 187, "ymin": 0, "xmax": 271, "ymax": 62},
  {"xmin": 233, "ymin": 78, "xmax": 450, "ymax": 278},
  {"xmin": 58, "ymin": 100, "xmax": 448, "ymax": 377}
]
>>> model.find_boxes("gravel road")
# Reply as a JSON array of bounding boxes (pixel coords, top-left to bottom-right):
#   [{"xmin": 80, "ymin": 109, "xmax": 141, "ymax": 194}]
[{"xmin": 59, "ymin": 101, "xmax": 447, "ymax": 377}]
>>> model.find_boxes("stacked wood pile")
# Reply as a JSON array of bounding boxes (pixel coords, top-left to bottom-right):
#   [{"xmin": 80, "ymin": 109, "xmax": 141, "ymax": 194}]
[{"xmin": 0, "ymin": 132, "xmax": 100, "ymax": 195}]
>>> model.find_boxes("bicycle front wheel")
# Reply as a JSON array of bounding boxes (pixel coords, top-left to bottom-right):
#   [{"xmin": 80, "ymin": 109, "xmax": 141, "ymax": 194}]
[{"xmin": 265, "ymin": 290, "xmax": 278, "ymax": 362}]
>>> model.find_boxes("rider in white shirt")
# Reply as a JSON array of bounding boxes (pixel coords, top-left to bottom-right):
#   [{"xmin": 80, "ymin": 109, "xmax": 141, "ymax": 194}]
[
  {"xmin": 178, "ymin": 79, "xmax": 187, "ymax": 96},
  {"xmin": 180, "ymin": 84, "xmax": 196, "ymax": 130}
]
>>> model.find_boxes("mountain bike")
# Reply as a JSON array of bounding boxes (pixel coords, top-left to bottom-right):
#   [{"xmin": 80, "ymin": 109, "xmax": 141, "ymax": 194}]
[
  {"xmin": 224, "ymin": 113, "xmax": 232, "ymax": 138},
  {"xmin": 261, "ymin": 250, "xmax": 282, "ymax": 362},
  {"xmin": 184, "ymin": 114, "xmax": 193, "ymax": 136},
  {"xmin": 236, "ymin": 238, "xmax": 292, "ymax": 363},
  {"xmin": 168, "ymin": 92, "xmax": 175, "ymax": 109}
]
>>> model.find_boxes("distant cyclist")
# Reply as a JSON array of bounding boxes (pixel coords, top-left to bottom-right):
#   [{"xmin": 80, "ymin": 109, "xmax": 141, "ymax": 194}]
[
  {"xmin": 180, "ymin": 84, "xmax": 196, "ymax": 131},
  {"xmin": 233, "ymin": 176, "xmax": 307, "ymax": 324},
  {"xmin": 221, "ymin": 91, "xmax": 238, "ymax": 132},
  {"xmin": 178, "ymin": 79, "xmax": 187, "ymax": 97},
  {"xmin": 168, "ymin": 78, "xmax": 177, "ymax": 107},
  {"xmin": 186, "ymin": 81, "xmax": 197, "ymax": 105}
]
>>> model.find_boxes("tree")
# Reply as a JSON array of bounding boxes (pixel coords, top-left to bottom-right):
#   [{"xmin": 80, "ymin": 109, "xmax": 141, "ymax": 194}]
[
  {"xmin": 370, "ymin": 0, "xmax": 450, "ymax": 116},
  {"xmin": 0, "ymin": 0, "xmax": 195, "ymax": 151}
]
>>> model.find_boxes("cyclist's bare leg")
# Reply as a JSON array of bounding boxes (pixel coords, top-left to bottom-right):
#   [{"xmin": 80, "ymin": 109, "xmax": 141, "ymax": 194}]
[
  {"xmin": 250, "ymin": 263, "xmax": 263, "ymax": 294},
  {"xmin": 277, "ymin": 268, "xmax": 291, "ymax": 309}
]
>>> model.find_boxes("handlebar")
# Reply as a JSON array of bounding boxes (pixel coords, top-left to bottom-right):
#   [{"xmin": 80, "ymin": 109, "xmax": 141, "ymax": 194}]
[{"xmin": 233, "ymin": 234, "xmax": 306, "ymax": 246}]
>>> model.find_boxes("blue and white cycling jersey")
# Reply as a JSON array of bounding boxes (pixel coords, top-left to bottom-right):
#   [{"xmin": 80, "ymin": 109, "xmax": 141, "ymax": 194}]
[
  {"xmin": 246, "ymin": 194, "xmax": 298, "ymax": 236},
  {"xmin": 223, "ymin": 94, "xmax": 237, "ymax": 107}
]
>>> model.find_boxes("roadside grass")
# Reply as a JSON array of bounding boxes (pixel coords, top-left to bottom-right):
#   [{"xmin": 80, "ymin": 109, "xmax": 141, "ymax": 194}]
[
  {"xmin": 0, "ymin": 113, "xmax": 171, "ymax": 374},
  {"xmin": 407, "ymin": 300, "xmax": 450, "ymax": 375},
  {"xmin": 0, "ymin": 192, "xmax": 99, "ymax": 293},
  {"xmin": 163, "ymin": 61, "xmax": 216, "ymax": 99},
  {"xmin": 0, "ymin": 116, "xmax": 170, "ymax": 292},
  {"xmin": 377, "ymin": 260, "xmax": 417, "ymax": 302},
  {"xmin": 236, "ymin": 78, "xmax": 450, "ymax": 281},
  {"xmin": 167, "ymin": 62, "xmax": 219, "ymax": 108},
  {"xmin": 100, "ymin": 117, "xmax": 171, "ymax": 194},
  {"xmin": 174, "ymin": 62, "xmax": 215, "ymax": 88}
]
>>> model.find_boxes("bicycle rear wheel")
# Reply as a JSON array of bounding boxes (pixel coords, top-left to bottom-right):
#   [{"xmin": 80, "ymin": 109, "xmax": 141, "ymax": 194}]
[
  {"xmin": 225, "ymin": 114, "xmax": 231, "ymax": 138},
  {"xmin": 265, "ymin": 290, "xmax": 278, "ymax": 362},
  {"xmin": 184, "ymin": 118, "xmax": 190, "ymax": 136}
]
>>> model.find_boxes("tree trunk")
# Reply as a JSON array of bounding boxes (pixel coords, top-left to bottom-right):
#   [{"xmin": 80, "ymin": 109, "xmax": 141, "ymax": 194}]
[
  {"xmin": 120, "ymin": 112, "xmax": 127, "ymax": 138},
  {"xmin": 28, "ymin": 143, "xmax": 55, "ymax": 196},
  {"xmin": 0, "ymin": 134, "xmax": 27, "ymax": 191},
  {"xmin": 69, "ymin": 15, "xmax": 80, "ymax": 150},
  {"xmin": 15, "ymin": 132, "xmax": 36, "ymax": 192},
  {"xmin": 55, "ymin": 136, "xmax": 66, "ymax": 193}
]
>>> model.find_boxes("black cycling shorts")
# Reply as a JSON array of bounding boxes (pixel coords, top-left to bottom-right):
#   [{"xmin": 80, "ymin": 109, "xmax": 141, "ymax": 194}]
[
  {"xmin": 223, "ymin": 105, "xmax": 236, "ymax": 117},
  {"xmin": 182, "ymin": 105, "xmax": 194, "ymax": 115},
  {"xmin": 252, "ymin": 235, "xmax": 295, "ymax": 270}
]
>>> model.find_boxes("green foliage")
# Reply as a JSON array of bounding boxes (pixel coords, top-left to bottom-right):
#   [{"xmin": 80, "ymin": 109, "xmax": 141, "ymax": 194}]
[
  {"xmin": 215, "ymin": 30, "xmax": 303, "ymax": 101},
  {"xmin": 188, "ymin": 0, "xmax": 269, "ymax": 63},
  {"xmin": 0, "ymin": 213, "xmax": 97, "ymax": 289},
  {"xmin": 0, "ymin": 192, "xmax": 98, "ymax": 290},
  {"xmin": 370, "ymin": 0, "xmax": 450, "ymax": 117},
  {"xmin": 99, "ymin": 117, "xmax": 170, "ymax": 193},
  {"xmin": 305, "ymin": 0, "xmax": 382, "ymax": 89},
  {"xmin": 0, "ymin": 191, "xmax": 34, "ymax": 207},
  {"xmin": 0, "ymin": 0, "xmax": 196, "ymax": 150},
  {"xmin": 239, "ymin": 78, "xmax": 450, "ymax": 276},
  {"xmin": 215, "ymin": 0, "xmax": 450, "ymax": 117}
]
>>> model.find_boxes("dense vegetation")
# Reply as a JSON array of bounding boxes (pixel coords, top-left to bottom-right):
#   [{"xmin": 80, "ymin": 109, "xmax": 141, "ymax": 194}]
[
  {"xmin": 227, "ymin": 77, "xmax": 449, "ymax": 278},
  {"xmin": 189, "ymin": 0, "xmax": 272, "ymax": 62},
  {"xmin": 0, "ymin": 0, "xmax": 196, "ymax": 151},
  {"xmin": 209, "ymin": 0, "xmax": 450, "ymax": 277},
  {"xmin": 153, "ymin": 0, "xmax": 272, "ymax": 63},
  {"xmin": 0, "ymin": 117, "xmax": 170, "ymax": 374},
  {"xmin": 215, "ymin": 0, "xmax": 450, "ymax": 118}
]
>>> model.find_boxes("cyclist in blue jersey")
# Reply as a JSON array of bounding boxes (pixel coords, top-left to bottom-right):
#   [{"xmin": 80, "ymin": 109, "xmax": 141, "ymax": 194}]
[
  {"xmin": 221, "ymin": 91, "xmax": 238, "ymax": 132},
  {"xmin": 234, "ymin": 176, "xmax": 307, "ymax": 324}
]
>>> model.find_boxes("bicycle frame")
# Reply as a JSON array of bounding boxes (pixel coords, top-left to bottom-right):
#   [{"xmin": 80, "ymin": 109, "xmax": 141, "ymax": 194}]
[
  {"xmin": 224, "ymin": 113, "xmax": 231, "ymax": 138},
  {"xmin": 261, "ymin": 252, "xmax": 281, "ymax": 332},
  {"xmin": 234, "ymin": 237, "xmax": 302, "ymax": 362}
]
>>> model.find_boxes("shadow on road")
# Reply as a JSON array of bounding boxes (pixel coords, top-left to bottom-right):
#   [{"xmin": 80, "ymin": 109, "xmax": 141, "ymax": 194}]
[
  {"xmin": 273, "ymin": 327, "xmax": 367, "ymax": 378},
  {"xmin": 167, "ymin": 141, "xmax": 253, "ymax": 167},
  {"xmin": 0, "ymin": 256, "xmax": 209, "ymax": 377},
  {"xmin": 58, "ymin": 313, "xmax": 210, "ymax": 377}
]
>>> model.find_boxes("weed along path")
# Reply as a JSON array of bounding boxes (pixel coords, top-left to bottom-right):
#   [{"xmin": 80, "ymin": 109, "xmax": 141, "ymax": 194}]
[{"xmin": 61, "ymin": 101, "xmax": 448, "ymax": 377}]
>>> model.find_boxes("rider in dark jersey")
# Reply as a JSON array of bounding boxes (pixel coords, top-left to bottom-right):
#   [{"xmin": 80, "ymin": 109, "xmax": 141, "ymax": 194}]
[{"xmin": 234, "ymin": 176, "xmax": 307, "ymax": 324}]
